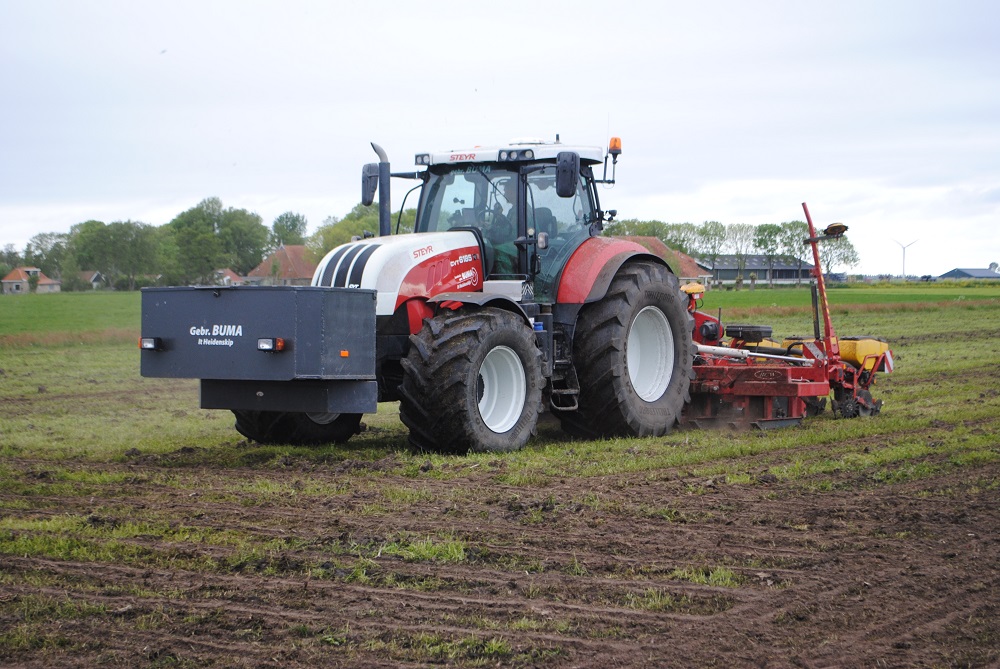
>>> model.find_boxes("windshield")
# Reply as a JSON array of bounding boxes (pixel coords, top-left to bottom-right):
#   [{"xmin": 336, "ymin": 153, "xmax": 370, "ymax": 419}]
[{"xmin": 417, "ymin": 166, "xmax": 517, "ymax": 233}]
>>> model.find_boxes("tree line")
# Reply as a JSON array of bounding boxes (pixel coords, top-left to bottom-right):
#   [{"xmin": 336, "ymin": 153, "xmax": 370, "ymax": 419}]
[
  {"xmin": 1, "ymin": 198, "xmax": 416, "ymax": 291},
  {"xmin": 604, "ymin": 219, "xmax": 860, "ymax": 285},
  {"xmin": 2, "ymin": 198, "xmax": 854, "ymax": 292}
]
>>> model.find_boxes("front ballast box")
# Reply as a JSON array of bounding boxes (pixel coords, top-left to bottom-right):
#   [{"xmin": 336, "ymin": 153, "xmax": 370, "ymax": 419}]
[{"xmin": 140, "ymin": 286, "xmax": 377, "ymax": 414}]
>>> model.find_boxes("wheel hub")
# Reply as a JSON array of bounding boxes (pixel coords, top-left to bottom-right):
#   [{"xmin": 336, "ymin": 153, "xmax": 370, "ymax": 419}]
[
  {"xmin": 627, "ymin": 306, "xmax": 675, "ymax": 402},
  {"xmin": 305, "ymin": 412, "xmax": 341, "ymax": 425},
  {"xmin": 478, "ymin": 345, "xmax": 526, "ymax": 433}
]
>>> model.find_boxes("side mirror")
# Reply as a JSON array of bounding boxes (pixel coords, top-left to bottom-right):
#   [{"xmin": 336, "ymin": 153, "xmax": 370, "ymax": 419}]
[
  {"xmin": 556, "ymin": 151, "xmax": 580, "ymax": 198},
  {"xmin": 361, "ymin": 163, "xmax": 379, "ymax": 206}
]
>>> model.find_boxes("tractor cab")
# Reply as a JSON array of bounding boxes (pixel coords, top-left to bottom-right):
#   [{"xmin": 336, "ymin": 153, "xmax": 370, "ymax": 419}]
[{"xmin": 407, "ymin": 139, "xmax": 615, "ymax": 300}]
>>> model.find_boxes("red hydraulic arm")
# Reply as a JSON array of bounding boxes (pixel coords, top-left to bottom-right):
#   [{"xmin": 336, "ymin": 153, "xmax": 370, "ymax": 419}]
[{"xmin": 802, "ymin": 202, "xmax": 840, "ymax": 360}]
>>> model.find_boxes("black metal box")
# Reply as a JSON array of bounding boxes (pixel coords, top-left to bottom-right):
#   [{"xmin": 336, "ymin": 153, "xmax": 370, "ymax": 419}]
[{"xmin": 140, "ymin": 286, "xmax": 377, "ymax": 382}]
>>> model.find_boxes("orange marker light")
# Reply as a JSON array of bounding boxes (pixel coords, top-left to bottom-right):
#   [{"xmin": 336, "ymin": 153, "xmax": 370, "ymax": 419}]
[{"xmin": 340, "ymin": 350, "xmax": 350, "ymax": 357}]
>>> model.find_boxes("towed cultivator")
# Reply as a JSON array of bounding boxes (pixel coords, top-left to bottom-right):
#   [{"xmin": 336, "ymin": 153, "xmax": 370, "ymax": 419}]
[{"xmin": 682, "ymin": 203, "xmax": 893, "ymax": 429}]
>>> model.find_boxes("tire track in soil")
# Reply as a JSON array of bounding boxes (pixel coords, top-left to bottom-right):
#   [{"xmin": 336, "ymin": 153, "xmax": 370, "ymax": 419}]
[
  {"xmin": 2, "ymin": 459, "xmax": 998, "ymax": 666},
  {"xmin": 1, "ymin": 556, "xmax": 741, "ymax": 663}
]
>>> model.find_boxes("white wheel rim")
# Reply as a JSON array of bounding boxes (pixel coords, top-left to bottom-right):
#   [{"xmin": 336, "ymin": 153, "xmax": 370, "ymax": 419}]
[
  {"xmin": 478, "ymin": 345, "xmax": 526, "ymax": 433},
  {"xmin": 306, "ymin": 412, "xmax": 341, "ymax": 425},
  {"xmin": 627, "ymin": 306, "xmax": 675, "ymax": 402}
]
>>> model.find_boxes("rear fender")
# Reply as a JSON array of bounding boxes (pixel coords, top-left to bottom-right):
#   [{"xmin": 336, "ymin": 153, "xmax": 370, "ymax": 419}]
[{"xmin": 556, "ymin": 237, "xmax": 671, "ymax": 305}]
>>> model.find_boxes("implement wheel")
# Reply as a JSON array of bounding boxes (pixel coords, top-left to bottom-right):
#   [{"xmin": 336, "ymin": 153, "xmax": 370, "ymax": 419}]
[{"xmin": 559, "ymin": 261, "xmax": 693, "ymax": 439}]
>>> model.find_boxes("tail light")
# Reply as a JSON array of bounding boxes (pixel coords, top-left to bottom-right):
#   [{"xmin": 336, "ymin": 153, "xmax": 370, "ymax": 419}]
[
  {"xmin": 139, "ymin": 337, "xmax": 163, "ymax": 351},
  {"xmin": 257, "ymin": 338, "xmax": 286, "ymax": 352}
]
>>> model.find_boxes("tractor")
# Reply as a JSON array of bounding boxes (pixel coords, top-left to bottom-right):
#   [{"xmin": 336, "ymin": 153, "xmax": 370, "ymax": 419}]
[{"xmin": 140, "ymin": 137, "xmax": 891, "ymax": 452}]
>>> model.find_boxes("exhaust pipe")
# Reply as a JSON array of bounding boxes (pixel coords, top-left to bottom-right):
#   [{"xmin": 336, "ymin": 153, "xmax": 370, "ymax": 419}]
[{"xmin": 371, "ymin": 142, "xmax": 391, "ymax": 237}]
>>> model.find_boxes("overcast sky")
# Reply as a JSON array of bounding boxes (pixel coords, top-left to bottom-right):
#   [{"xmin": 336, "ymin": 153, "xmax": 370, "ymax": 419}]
[{"xmin": 2, "ymin": 0, "xmax": 998, "ymax": 277}]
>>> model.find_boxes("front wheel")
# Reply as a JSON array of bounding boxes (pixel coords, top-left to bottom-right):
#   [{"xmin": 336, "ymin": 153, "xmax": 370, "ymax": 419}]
[
  {"xmin": 398, "ymin": 307, "xmax": 543, "ymax": 453},
  {"xmin": 233, "ymin": 410, "xmax": 362, "ymax": 445},
  {"xmin": 559, "ymin": 261, "xmax": 693, "ymax": 439}
]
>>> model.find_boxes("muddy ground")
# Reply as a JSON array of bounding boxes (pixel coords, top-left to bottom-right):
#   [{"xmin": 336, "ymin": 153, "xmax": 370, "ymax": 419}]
[{"xmin": 2, "ymin": 429, "xmax": 998, "ymax": 669}]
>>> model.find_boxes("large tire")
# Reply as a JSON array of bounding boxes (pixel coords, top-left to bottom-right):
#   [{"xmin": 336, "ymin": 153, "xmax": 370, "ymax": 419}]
[
  {"xmin": 233, "ymin": 410, "xmax": 362, "ymax": 445},
  {"xmin": 398, "ymin": 307, "xmax": 543, "ymax": 453},
  {"xmin": 559, "ymin": 261, "xmax": 693, "ymax": 439}
]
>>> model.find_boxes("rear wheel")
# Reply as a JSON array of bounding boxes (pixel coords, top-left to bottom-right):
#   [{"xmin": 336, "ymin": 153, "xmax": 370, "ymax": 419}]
[
  {"xmin": 399, "ymin": 307, "xmax": 543, "ymax": 453},
  {"xmin": 233, "ymin": 410, "xmax": 362, "ymax": 445},
  {"xmin": 559, "ymin": 261, "xmax": 693, "ymax": 439}
]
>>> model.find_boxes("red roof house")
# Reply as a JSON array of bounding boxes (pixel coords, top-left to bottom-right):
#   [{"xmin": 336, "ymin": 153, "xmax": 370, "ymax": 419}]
[
  {"xmin": 2, "ymin": 267, "xmax": 61, "ymax": 295},
  {"xmin": 246, "ymin": 245, "xmax": 317, "ymax": 286}
]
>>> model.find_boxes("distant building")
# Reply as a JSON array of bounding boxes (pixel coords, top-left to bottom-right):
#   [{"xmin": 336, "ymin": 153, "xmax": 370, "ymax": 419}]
[
  {"xmin": 2, "ymin": 267, "xmax": 61, "ymax": 295},
  {"xmin": 213, "ymin": 268, "xmax": 245, "ymax": 286},
  {"xmin": 695, "ymin": 255, "xmax": 815, "ymax": 284},
  {"xmin": 938, "ymin": 268, "xmax": 1000, "ymax": 280},
  {"xmin": 246, "ymin": 245, "xmax": 317, "ymax": 286},
  {"xmin": 79, "ymin": 270, "xmax": 105, "ymax": 290}
]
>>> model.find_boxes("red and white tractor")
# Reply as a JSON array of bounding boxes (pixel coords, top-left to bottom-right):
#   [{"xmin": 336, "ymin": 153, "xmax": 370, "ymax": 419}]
[{"xmin": 140, "ymin": 138, "xmax": 891, "ymax": 452}]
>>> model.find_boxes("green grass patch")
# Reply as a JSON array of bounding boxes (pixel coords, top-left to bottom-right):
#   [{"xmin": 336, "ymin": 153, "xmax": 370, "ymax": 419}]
[
  {"xmin": 377, "ymin": 534, "xmax": 468, "ymax": 563},
  {"xmin": 358, "ymin": 630, "xmax": 531, "ymax": 665},
  {"xmin": 0, "ymin": 291, "xmax": 140, "ymax": 338},
  {"xmin": 669, "ymin": 566, "xmax": 745, "ymax": 588},
  {"xmin": 621, "ymin": 587, "xmax": 732, "ymax": 615}
]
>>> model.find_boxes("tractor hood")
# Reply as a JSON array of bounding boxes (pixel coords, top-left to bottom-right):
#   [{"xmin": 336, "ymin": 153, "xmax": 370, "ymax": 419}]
[{"xmin": 312, "ymin": 231, "xmax": 484, "ymax": 316}]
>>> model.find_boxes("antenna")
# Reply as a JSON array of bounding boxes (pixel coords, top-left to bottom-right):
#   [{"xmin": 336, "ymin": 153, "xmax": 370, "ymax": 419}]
[{"xmin": 893, "ymin": 239, "xmax": 918, "ymax": 281}]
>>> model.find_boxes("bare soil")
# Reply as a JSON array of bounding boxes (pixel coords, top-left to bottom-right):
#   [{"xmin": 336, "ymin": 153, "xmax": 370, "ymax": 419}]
[{"xmin": 2, "ymin": 429, "xmax": 998, "ymax": 669}]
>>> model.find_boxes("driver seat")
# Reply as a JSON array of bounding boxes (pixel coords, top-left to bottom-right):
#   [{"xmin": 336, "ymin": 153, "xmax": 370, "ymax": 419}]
[{"xmin": 533, "ymin": 207, "xmax": 557, "ymax": 237}]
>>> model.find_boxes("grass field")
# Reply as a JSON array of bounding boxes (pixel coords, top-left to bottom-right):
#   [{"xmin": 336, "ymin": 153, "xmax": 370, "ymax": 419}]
[
  {"xmin": 2, "ymin": 282, "xmax": 998, "ymax": 337},
  {"xmin": 2, "ymin": 284, "xmax": 997, "ymax": 461},
  {"xmin": 1, "ymin": 285, "xmax": 999, "ymax": 667}
]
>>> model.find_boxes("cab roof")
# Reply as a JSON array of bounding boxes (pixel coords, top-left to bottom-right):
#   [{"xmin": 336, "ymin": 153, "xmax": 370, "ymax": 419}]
[{"xmin": 416, "ymin": 138, "xmax": 605, "ymax": 167}]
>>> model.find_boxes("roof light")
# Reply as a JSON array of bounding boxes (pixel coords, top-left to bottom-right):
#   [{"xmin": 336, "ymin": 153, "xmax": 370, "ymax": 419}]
[
  {"xmin": 499, "ymin": 148, "xmax": 534, "ymax": 162},
  {"xmin": 257, "ymin": 337, "xmax": 286, "ymax": 352},
  {"xmin": 415, "ymin": 154, "xmax": 430, "ymax": 165}
]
